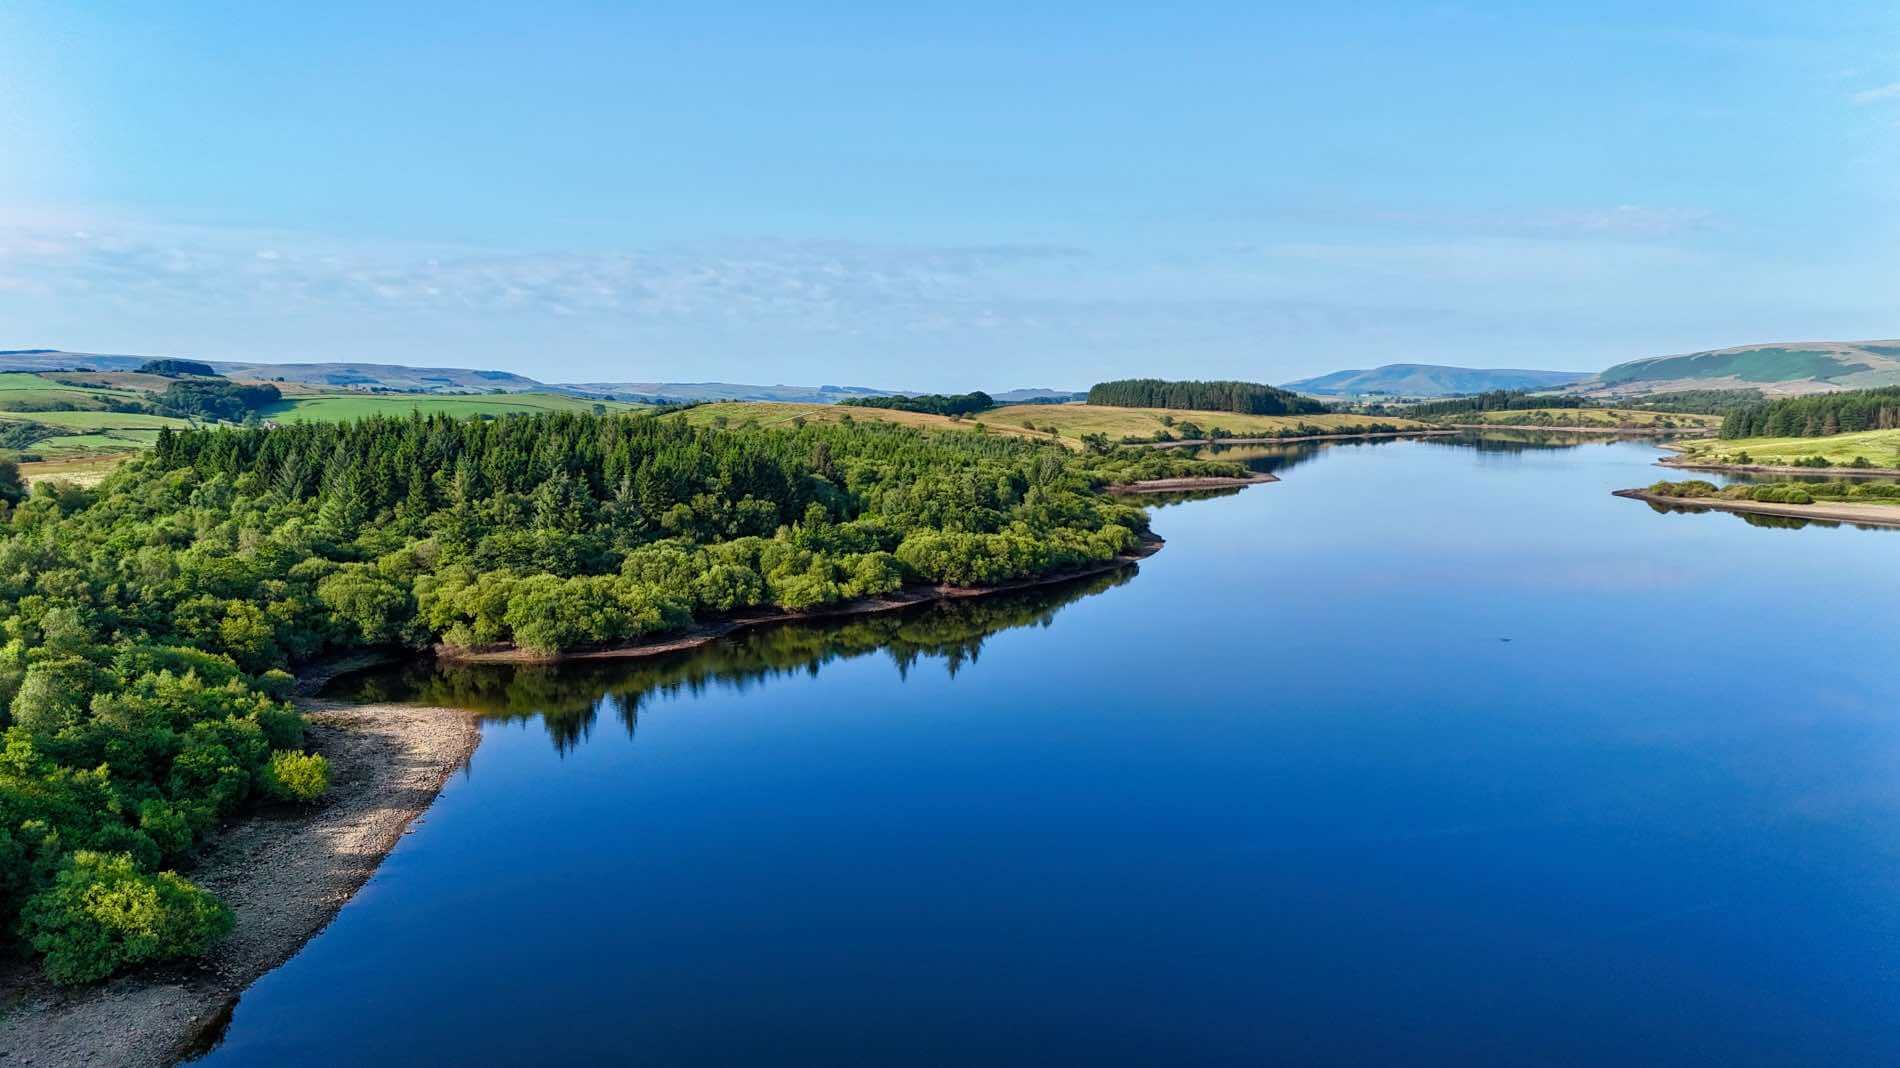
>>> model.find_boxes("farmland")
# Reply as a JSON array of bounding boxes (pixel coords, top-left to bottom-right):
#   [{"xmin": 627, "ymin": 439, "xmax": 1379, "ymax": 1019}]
[
  {"xmin": 261, "ymin": 391, "xmax": 648, "ymax": 422},
  {"xmin": 1672, "ymin": 427, "xmax": 1900, "ymax": 468}
]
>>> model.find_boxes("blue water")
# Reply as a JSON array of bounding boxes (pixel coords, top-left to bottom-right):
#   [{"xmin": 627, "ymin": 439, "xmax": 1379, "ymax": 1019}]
[{"xmin": 196, "ymin": 437, "xmax": 1900, "ymax": 1065}]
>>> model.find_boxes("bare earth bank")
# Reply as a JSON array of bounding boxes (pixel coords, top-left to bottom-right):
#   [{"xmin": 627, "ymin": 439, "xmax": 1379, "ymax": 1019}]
[
  {"xmin": 1612, "ymin": 488, "xmax": 1900, "ymax": 529},
  {"xmin": 0, "ymin": 702, "xmax": 480, "ymax": 1068}
]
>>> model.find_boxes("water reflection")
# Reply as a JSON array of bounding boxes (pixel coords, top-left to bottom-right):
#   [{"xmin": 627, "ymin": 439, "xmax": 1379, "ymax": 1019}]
[
  {"xmin": 1633, "ymin": 497, "xmax": 1896, "ymax": 533},
  {"xmin": 1178, "ymin": 429, "xmax": 1620, "ymax": 477},
  {"xmin": 330, "ymin": 569, "xmax": 1134, "ymax": 752}
]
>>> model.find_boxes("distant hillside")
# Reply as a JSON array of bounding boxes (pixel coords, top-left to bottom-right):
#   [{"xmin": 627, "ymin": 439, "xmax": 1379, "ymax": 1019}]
[
  {"xmin": 1587, "ymin": 341, "xmax": 1900, "ymax": 396},
  {"xmin": 991, "ymin": 388, "xmax": 1084, "ymax": 403},
  {"xmin": 1, "ymin": 351, "xmax": 542, "ymax": 392},
  {"xmin": 558, "ymin": 381, "xmax": 902, "ymax": 404},
  {"xmin": 0, "ymin": 353, "xmax": 922, "ymax": 402},
  {"xmin": 1283, "ymin": 364, "xmax": 1590, "ymax": 398}
]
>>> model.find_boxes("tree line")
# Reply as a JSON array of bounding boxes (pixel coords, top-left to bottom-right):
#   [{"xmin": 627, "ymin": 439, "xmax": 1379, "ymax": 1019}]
[
  {"xmin": 1404, "ymin": 390, "xmax": 1589, "ymax": 418},
  {"xmin": 1720, "ymin": 387, "xmax": 1900, "ymax": 439},
  {"xmin": 837, "ymin": 391, "xmax": 994, "ymax": 416},
  {"xmin": 0, "ymin": 410, "xmax": 1235, "ymax": 981},
  {"xmin": 1085, "ymin": 379, "xmax": 1325, "ymax": 415}
]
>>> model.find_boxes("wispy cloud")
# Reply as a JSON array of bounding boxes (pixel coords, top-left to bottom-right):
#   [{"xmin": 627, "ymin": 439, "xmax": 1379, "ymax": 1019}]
[
  {"xmin": 0, "ymin": 217, "xmax": 1093, "ymax": 335},
  {"xmin": 1850, "ymin": 82, "xmax": 1900, "ymax": 104}
]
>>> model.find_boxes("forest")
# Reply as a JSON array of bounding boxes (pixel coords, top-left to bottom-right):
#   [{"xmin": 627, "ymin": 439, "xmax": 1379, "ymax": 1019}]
[
  {"xmin": 1085, "ymin": 379, "xmax": 1325, "ymax": 415},
  {"xmin": 1720, "ymin": 387, "xmax": 1900, "ymax": 438},
  {"xmin": 837, "ymin": 391, "xmax": 994, "ymax": 416},
  {"xmin": 151, "ymin": 379, "xmax": 282, "ymax": 422},
  {"xmin": 1404, "ymin": 390, "xmax": 1590, "ymax": 418},
  {"xmin": 0, "ymin": 411, "xmax": 1232, "ymax": 982}
]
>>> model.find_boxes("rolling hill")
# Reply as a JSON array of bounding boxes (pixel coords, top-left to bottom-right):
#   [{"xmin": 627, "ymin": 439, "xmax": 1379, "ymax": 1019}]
[
  {"xmin": 1283, "ymin": 364, "xmax": 1590, "ymax": 398},
  {"xmin": 1585, "ymin": 341, "xmax": 1900, "ymax": 396},
  {"xmin": 1, "ymin": 350, "xmax": 546, "ymax": 392}
]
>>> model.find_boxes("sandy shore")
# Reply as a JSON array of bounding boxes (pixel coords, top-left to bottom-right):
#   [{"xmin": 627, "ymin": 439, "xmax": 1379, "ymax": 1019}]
[
  {"xmin": 1613, "ymin": 488, "xmax": 1900, "ymax": 529},
  {"xmin": 444, "ymin": 536, "xmax": 1169, "ymax": 665},
  {"xmin": 0, "ymin": 701, "xmax": 479, "ymax": 1067}
]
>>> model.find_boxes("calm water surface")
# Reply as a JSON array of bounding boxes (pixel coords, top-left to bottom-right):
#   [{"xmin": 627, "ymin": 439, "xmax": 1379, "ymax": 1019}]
[{"xmin": 198, "ymin": 437, "xmax": 1900, "ymax": 1066}]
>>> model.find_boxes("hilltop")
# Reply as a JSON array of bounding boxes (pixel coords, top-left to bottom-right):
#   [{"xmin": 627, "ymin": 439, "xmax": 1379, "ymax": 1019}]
[
  {"xmin": 1582, "ymin": 340, "xmax": 1900, "ymax": 396},
  {"xmin": 0, "ymin": 350, "xmax": 1083, "ymax": 405},
  {"xmin": 1282, "ymin": 364, "xmax": 1589, "ymax": 398}
]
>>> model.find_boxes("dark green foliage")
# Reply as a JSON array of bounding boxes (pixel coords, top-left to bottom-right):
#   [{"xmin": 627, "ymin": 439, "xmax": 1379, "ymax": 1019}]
[
  {"xmin": 0, "ymin": 423, "xmax": 57, "ymax": 451},
  {"xmin": 839, "ymin": 392, "xmax": 994, "ymax": 416},
  {"xmin": 1407, "ymin": 391, "xmax": 1591, "ymax": 418},
  {"xmin": 1645, "ymin": 478, "xmax": 1900, "ymax": 507},
  {"xmin": 0, "ymin": 455, "xmax": 22, "ymax": 506},
  {"xmin": 1, "ymin": 411, "xmax": 1240, "ymax": 978},
  {"xmin": 1721, "ymin": 387, "xmax": 1900, "ymax": 438},
  {"xmin": 1624, "ymin": 389, "xmax": 1765, "ymax": 415},
  {"xmin": 1086, "ymin": 379, "xmax": 1324, "ymax": 415},
  {"xmin": 137, "ymin": 359, "xmax": 220, "ymax": 378},
  {"xmin": 151, "ymin": 380, "xmax": 282, "ymax": 423}
]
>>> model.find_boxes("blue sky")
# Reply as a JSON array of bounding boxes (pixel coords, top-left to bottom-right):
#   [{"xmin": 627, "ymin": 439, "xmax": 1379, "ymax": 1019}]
[{"xmin": 3, "ymin": 2, "xmax": 1898, "ymax": 389}]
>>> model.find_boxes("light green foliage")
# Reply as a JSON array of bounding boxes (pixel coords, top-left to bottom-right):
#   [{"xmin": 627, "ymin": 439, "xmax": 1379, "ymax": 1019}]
[
  {"xmin": 19, "ymin": 850, "xmax": 234, "ymax": 984},
  {"xmin": 261, "ymin": 750, "xmax": 330, "ymax": 803}
]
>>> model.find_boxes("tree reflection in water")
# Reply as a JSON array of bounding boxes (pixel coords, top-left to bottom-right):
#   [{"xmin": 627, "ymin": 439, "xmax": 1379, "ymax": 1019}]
[{"xmin": 328, "ymin": 569, "xmax": 1134, "ymax": 752}]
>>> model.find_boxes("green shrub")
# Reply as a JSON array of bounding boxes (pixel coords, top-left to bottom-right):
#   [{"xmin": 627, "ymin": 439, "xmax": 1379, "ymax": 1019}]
[
  {"xmin": 1648, "ymin": 480, "xmax": 1719, "ymax": 498},
  {"xmin": 260, "ymin": 750, "xmax": 331, "ymax": 803},
  {"xmin": 19, "ymin": 851, "xmax": 233, "ymax": 985}
]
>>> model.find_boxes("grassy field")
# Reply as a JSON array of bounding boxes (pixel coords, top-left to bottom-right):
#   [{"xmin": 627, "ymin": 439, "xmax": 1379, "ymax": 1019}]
[
  {"xmin": 1673, "ymin": 428, "xmax": 1900, "ymax": 468},
  {"xmin": 262, "ymin": 392, "xmax": 648, "ymax": 422},
  {"xmin": 675, "ymin": 401, "xmax": 1058, "ymax": 441},
  {"xmin": 1441, "ymin": 408, "xmax": 1723, "ymax": 429},
  {"xmin": 678, "ymin": 401, "xmax": 1431, "ymax": 446},
  {"xmin": 0, "ymin": 409, "xmax": 195, "ymax": 431},
  {"xmin": 18, "ymin": 454, "xmax": 130, "ymax": 487},
  {"xmin": 988, "ymin": 404, "xmax": 1429, "ymax": 440},
  {"xmin": 0, "ymin": 371, "xmax": 150, "ymax": 412}
]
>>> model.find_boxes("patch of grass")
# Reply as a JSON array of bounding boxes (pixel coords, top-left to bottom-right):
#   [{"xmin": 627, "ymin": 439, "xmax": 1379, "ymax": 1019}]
[
  {"xmin": 262, "ymin": 392, "xmax": 648, "ymax": 422},
  {"xmin": 987, "ymin": 403, "xmax": 1430, "ymax": 440},
  {"xmin": 677, "ymin": 401, "xmax": 1430, "ymax": 447},
  {"xmin": 1675, "ymin": 427, "xmax": 1900, "ymax": 468},
  {"xmin": 1451, "ymin": 408, "xmax": 1722, "ymax": 428},
  {"xmin": 676, "ymin": 401, "xmax": 1058, "ymax": 441},
  {"xmin": 0, "ymin": 410, "xmax": 195, "ymax": 431},
  {"xmin": 18, "ymin": 453, "xmax": 131, "ymax": 487},
  {"xmin": 42, "ymin": 371, "xmax": 180, "ymax": 393}
]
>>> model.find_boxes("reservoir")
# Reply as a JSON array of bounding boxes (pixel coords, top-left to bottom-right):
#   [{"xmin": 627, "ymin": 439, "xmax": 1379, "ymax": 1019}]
[{"xmin": 195, "ymin": 436, "xmax": 1900, "ymax": 1065}]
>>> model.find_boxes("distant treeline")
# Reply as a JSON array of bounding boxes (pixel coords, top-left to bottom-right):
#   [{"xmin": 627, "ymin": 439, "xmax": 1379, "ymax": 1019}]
[
  {"xmin": 1405, "ymin": 390, "xmax": 1588, "ymax": 418},
  {"xmin": 838, "ymin": 391, "xmax": 994, "ymax": 417},
  {"xmin": 1627, "ymin": 389, "xmax": 1764, "ymax": 415},
  {"xmin": 137, "ymin": 359, "xmax": 220, "ymax": 377},
  {"xmin": 151, "ymin": 380, "xmax": 282, "ymax": 422},
  {"xmin": 1086, "ymin": 379, "xmax": 1324, "ymax": 415},
  {"xmin": 1721, "ymin": 387, "xmax": 1900, "ymax": 439}
]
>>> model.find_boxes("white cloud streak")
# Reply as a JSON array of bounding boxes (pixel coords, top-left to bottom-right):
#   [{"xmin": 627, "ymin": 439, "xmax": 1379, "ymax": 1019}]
[{"xmin": 1850, "ymin": 82, "xmax": 1900, "ymax": 104}]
